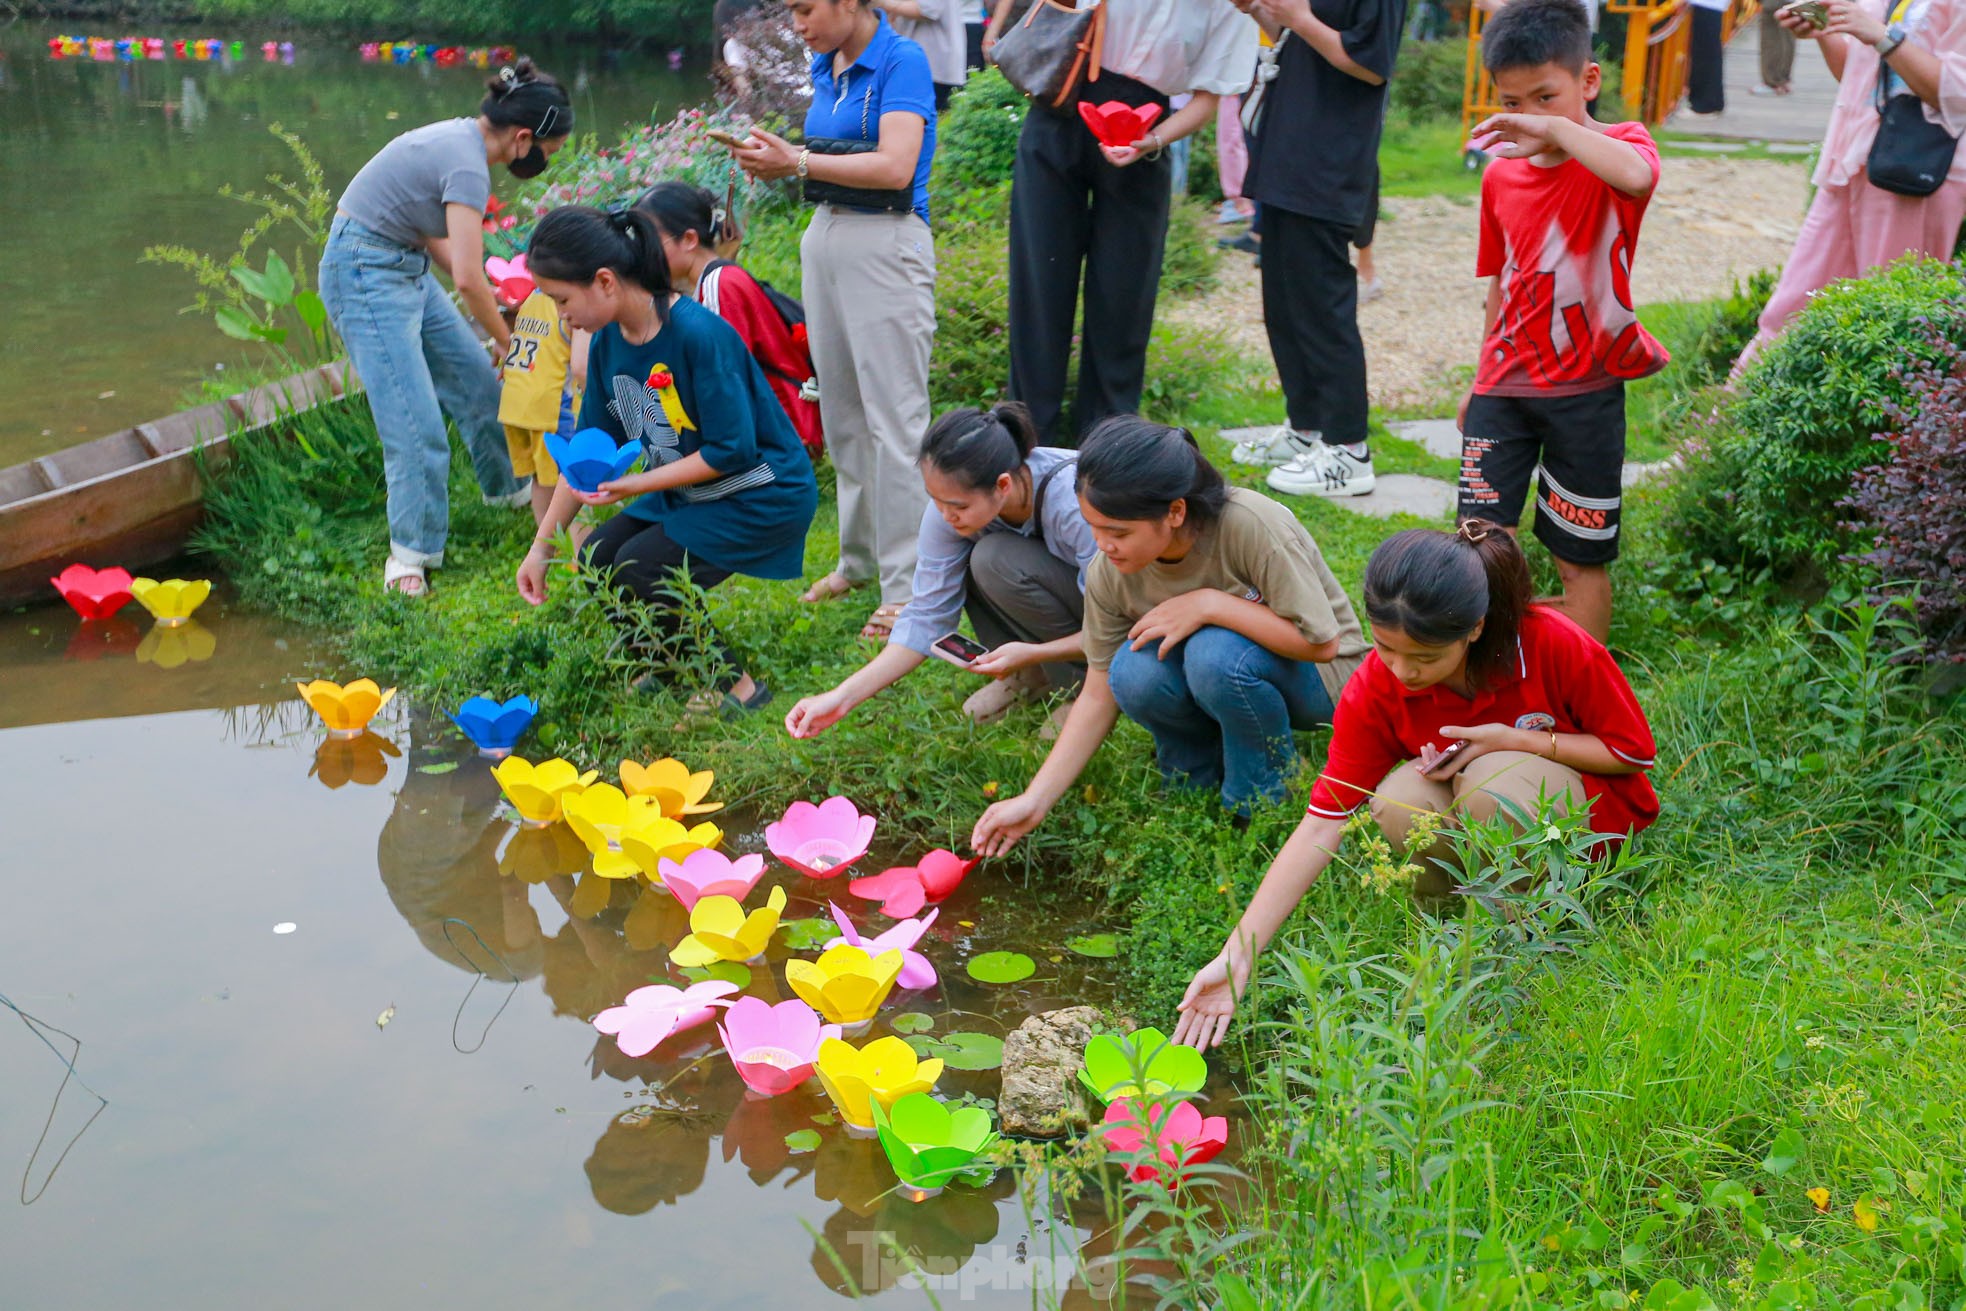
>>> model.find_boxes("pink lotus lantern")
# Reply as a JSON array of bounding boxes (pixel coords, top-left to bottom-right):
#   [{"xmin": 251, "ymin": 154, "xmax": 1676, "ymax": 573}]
[
  {"xmin": 847, "ymin": 848, "xmax": 978, "ymax": 918},
  {"xmin": 719, "ymin": 996, "xmax": 841, "ymax": 1097},
  {"xmin": 50, "ymin": 563, "xmax": 135, "ymax": 620},
  {"xmin": 592, "ymin": 979, "xmax": 740, "ymax": 1058},
  {"xmin": 485, "ymin": 254, "xmax": 534, "ymax": 306},
  {"xmin": 824, "ymin": 902, "xmax": 940, "ymax": 991},
  {"xmin": 1098, "ymin": 1098, "xmax": 1229, "ymax": 1187},
  {"xmin": 655, "ymin": 849, "xmax": 767, "ymax": 910},
  {"xmin": 765, "ymin": 796, "xmax": 876, "ymax": 878}
]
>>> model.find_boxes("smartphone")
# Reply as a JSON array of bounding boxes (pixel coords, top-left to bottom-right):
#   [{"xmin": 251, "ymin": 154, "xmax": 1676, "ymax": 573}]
[
  {"xmin": 704, "ymin": 127, "xmax": 752, "ymax": 150},
  {"xmin": 932, "ymin": 632, "xmax": 991, "ymax": 668},
  {"xmin": 1421, "ymin": 739, "xmax": 1470, "ymax": 776},
  {"xmin": 1777, "ymin": 0, "xmax": 1828, "ymax": 26}
]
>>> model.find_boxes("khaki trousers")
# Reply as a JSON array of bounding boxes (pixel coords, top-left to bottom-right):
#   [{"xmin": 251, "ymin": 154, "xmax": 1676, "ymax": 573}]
[
  {"xmin": 801, "ymin": 205, "xmax": 937, "ymax": 605},
  {"xmin": 1368, "ymin": 750, "xmax": 1587, "ymax": 896}
]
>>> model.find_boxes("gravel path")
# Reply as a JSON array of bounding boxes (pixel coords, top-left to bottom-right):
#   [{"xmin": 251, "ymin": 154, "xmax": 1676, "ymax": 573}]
[{"xmin": 1167, "ymin": 156, "xmax": 1812, "ymax": 415}]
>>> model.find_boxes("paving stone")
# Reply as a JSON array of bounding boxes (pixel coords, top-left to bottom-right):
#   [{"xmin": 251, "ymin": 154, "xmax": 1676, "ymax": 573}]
[
  {"xmin": 1387, "ymin": 418, "xmax": 1463, "ymax": 461},
  {"xmin": 1296, "ymin": 473, "xmax": 1457, "ymax": 520},
  {"xmin": 1622, "ymin": 458, "xmax": 1678, "ymax": 488}
]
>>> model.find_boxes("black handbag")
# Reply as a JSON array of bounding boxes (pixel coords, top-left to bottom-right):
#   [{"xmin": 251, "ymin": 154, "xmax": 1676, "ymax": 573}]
[
  {"xmin": 1867, "ymin": 52, "xmax": 1959, "ymax": 196},
  {"xmin": 802, "ymin": 69, "xmax": 915, "ymax": 212},
  {"xmin": 991, "ymin": 0, "xmax": 1105, "ymax": 110}
]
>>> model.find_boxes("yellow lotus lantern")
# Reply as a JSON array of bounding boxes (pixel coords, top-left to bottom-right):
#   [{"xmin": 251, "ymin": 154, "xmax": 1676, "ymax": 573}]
[
  {"xmin": 619, "ymin": 757, "xmax": 723, "ymax": 818},
  {"xmin": 130, "ymin": 577, "xmax": 212, "ymax": 627},
  {"xmin": 814, "ymin": 1034, "xmax": 944, "ymax": 1136},
  {"xmin": 786, "ymin": 944, "xmax": 904, "ymax": 1035},
  {"xmin": 491, "ymin": 756, "xmax": 600, "ymax": 827},
  {"xmin": 670, "ymin": 885, "xmax": 787, "ymax": 966},
  {"xmin": 562, "ymin": 783, "xmax": 663, "ymax": 872},
  {"xmin": 296, "ymin": 678, "xmax": 397, "ymax": 738},
  {"xmin": 612, "ymin": 811, "xmax": 724, "ymax": 880}
]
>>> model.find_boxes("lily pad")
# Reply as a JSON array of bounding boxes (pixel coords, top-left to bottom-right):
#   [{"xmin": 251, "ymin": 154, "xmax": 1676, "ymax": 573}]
[
  {"xmin": 778, "ymin": 917, "xmax": 837, "ymax": 951},
  {"xmin": 677, "ymin": 961, "xmax": 753, "ymax": 988},
  {"xmin": 966, "ymin": 951, "xmax": 1035, "ymax": 985},
  {"xmin": 784, "ymin": 1129, "xmax": 821, "ymax": 1152},
  {"xmin": 890, "ymin": 1011, "xmax": 936, "ymax": 1034},
  {"xmin": 929, "ymin": 1031, "xmax": 1004, "ymax": 1072},
  {"xmin": 1064, "ymin": 932, "xmax": 1119, "ymax": 958},
  {"xmin": 415, "ymin": 761, "xmax": 459, "ymax": 775}
]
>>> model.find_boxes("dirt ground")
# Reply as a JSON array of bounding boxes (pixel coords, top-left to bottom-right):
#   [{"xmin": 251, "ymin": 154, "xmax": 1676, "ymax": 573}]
[{"xmin": 1165, "ymin": 155, "xmax": 1813, "ymax": 416}]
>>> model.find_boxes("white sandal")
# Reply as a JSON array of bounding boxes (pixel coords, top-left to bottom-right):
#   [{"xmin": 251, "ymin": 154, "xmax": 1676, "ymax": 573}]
[{"xmin": 382, "ymin": 554, "xmax": 428, "ymax": 597}]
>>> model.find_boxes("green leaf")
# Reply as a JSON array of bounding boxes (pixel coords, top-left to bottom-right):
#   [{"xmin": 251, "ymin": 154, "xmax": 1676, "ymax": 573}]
[
  {"xmin": 262, "ymin": 250, "xmax": 296, "ymax": 304},
  {"xmin": 415, "ymin": 762, "xmax": 458, "ymax": 775},
  {"xmin": 294, "ymin": 289, "xmax": 327, "ymax": 336},
  {"xmin": 1752, "ymin": 1240, "xmax": 1786, "ymax": 1284},
  {"xmin": 1762, "ymin": 1126, "xmax": 1805, "ymax": 1177},
  {"xmin": 215, "ymin": 305, "xmax": 262, "ymax": 340},
  {"xmin": 889, "ymin": 1011, "xmax": 935, "ymax": 1034},
  {"xmin": 1064, "ymin": 932, "xmax": 1119, "ymax": 958},
  {"xmin": 783, "ymin": 1129, "xmax": 820, "ymax": 1152},
  {"xmin": 678, "ymin": 961, "xmax": 752, "ymax": 988},
  {"xmin": 777, "ymin": 917, "xmax": 837, "ymax": 951},
  {"xmin": 1213, "ymin": 1274, "xmax": 1261, "ymax": 1311},
  {"xmin": 230, "ymin": 262, "xmax": 276, "ymax": 304},
  {"xmin": 966, "ymin": 951, "xmax": 1035, "ymax": 984},
  {"xmin": 919, "ymin": 1031, "xmax": 1003, "ymax": 1071}
]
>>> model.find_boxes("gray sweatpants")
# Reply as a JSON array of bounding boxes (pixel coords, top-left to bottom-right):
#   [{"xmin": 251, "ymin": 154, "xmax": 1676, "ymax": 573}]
[
  {"xmin": 801, "ymin": 205, "xmax": 938, "ymax": 606},
  {"xmin": 965, "ymin": 532, "xmax": 1085, "ymax": 690}
]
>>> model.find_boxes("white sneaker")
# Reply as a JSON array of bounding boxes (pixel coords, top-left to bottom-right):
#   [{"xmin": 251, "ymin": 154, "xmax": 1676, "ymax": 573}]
[
  {"xmin": 1230, "ymin": 427, "xmax": 1321, "ymax": 468},
  {"xmin": 1266, "ymin": 443, "xmax": 1377, "ymax": 497}
]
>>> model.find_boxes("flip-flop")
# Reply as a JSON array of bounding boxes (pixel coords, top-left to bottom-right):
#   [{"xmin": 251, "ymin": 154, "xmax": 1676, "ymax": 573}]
[
  {"xmin": 382, "ymin": 554, "xmax": 428, "ymax": 597},
  {"xmin": 859, "ymin": 603, "xmax": 904, "ymax": 642},
  {"xmin": 800, "ymin": 571, "xmax": 863, "ymax": 604}
]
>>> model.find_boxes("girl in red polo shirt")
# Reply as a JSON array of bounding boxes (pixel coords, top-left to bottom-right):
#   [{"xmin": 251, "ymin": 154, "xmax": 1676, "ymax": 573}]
[{"xmin": 1173, "ymin": 520, "xmax": 1658, "ymax": 1050}]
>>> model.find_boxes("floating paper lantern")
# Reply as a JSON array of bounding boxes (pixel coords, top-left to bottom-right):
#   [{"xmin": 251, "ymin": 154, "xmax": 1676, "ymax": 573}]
[
  {"xmin": 719, "ymin": 996, "xmax": 840, "ymax": 1097},
  {"xmin": 765, "ymin": 796, "xmax": 876, "ymax": 878},
  {"xmin": 51, "ymin": 563, "xmax": 134, "ymax": 620},
  {"xmin": 295, "ymin": 678, "xmax": 396, "ymax": 738},
  {"xmin": 1078, "ymin": 1027, "xmax": 1209, "ymax": 1105},
  {"xmin": 848, "ymin": 848, "xmax": 978, "ymax": 918},
  {"xmin": 542, "ymin": 427, "xmax": 643, "ymax": 495},
  {"xmin": 450, "ymin": 693, "xmax": 538, "ymax": 757},
  {"xmin": 824, "ymin": 903, "xmax": 939, "ymax": 991},
  {"xmin": 562, "ymin": 783, "xmax": 660, "ymax": 859},
  {"xmin": 655, "ymin": 849, "xmax": 766, "ymax": 910},
  {"xmin": 815, "ymin": 1035, "xmax": 943, "ymax": 1136},
  {"xmin": 612, "ymin": 811, "xmax": 723, "ymax": 880},
  {"xmin": 670, "ymin": 885, "xmax": 787, "ymax": 966},
  {"xmin": 619, "ymin": 756, "xmax": 722, "ymax": 818},
  {"xmin": 874, "ymin": 1092, "xmax": 999, "ymax": 1198},
  {"xmin": 786, "ymin": 944, "xmax": 904, "ymax": 1034},
  {"xmin": 490, "ymin": 755, "xmax": 598, "ymax": 826},
  {"xmin": 129, "ymin": 577, "xmax": 211, "ymax": 626},
  {"xmin": 1097, "ymin": 1098, "xmax": 1228, "ymax": 1187},
  {"xmin": 593, "ymin": 979, "xmax": 739, "ymax": 1058}
]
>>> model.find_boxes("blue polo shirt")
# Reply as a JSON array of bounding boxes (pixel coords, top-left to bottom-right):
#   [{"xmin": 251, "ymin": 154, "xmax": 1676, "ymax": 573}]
[{"xmin": 804, "ymin": 11, "xmax": 937, "ymax": 224}]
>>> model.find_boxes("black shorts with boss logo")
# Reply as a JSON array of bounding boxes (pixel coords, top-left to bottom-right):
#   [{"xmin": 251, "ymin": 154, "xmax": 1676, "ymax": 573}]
[{"xmin": 1458, "ymin": 382, "xmax": 1625, "ymax": 565}]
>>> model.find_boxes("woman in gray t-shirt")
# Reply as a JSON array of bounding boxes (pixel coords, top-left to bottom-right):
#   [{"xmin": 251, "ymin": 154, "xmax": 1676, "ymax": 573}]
[{"xmin": 319, "ymin": 59, "xmax": 572, "ymax": 596}]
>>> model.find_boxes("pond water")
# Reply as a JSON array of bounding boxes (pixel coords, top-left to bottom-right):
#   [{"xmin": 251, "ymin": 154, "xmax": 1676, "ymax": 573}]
[
  {"xmin": 0, "ymin": 597, "xmax": 1221, "ymax": 1308},
  {"xmin": 0, "ymin": 21, "xmax": 708, "ymax": 469}
]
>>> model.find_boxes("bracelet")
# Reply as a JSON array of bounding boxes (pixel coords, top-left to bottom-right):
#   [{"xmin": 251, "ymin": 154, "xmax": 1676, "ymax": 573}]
[
  {"xmin": 1146, "ymin": 131, "xmax": 1165, "ymax": 161},
  {"xmin": 1548, "ymin": 731, "xmax": 1560, "ymax": 759},
  {"xmin": 796, "ymin": 147, "xmax": 810, "ymax": 180}
]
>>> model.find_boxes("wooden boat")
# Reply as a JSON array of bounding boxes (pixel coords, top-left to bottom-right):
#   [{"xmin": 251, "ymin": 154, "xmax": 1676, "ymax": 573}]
[{"xmin": 0, "ymin": 364, "xmax": 359, "ymax": 608}]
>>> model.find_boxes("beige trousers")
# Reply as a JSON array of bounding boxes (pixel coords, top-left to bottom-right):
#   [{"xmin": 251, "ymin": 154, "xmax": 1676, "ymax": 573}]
[
  {"xmin": 801, "ymin": 205, "xmax": 937, "ymax": 605},
  {"xmin": 1369, "ymin": 750, "xmax": 1587, "ymax": 896}
]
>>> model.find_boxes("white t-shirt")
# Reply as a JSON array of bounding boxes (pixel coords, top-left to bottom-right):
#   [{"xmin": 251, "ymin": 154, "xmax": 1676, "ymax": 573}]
[
  {"xmin": 1101, "ymin": 0, "xmax": 1260, "ymax": 97},
  {"xmin": 891, "ymin": 0, "xmax": 970, "ymax": 86}
]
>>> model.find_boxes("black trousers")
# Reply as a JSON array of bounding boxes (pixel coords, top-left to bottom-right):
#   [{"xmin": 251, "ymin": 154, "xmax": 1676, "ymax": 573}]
[
  {"xmin": 1007, "ymin": 81, "xmax": 1172, "ymax": 446},
  {"xmin": 583, "ymin": 514, "xmax": 741, "ymax": 682},
  {"xmin": 1259, "ymin": 205, "xmax": 1371, "ymax": 444},
  {"xmin": 1688, "ymin": 6, "xmax": 1726, "ymax": 114}
]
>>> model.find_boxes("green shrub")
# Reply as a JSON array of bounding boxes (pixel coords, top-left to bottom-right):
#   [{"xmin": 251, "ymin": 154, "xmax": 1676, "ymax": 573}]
[
  {"xmin": 934, "ymin": 66, "xmax": 1027, "ymax": 193},
  {"xmin": 1664, "ymin": 257, "xmax": 1966, "ymax": 578},
  {"xmin": 1388, "ymin": 36, "xmax": 1468, "ymax": 123}
]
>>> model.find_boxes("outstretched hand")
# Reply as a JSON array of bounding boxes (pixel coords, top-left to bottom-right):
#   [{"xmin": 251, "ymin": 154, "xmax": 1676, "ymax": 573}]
[
  {"xmin": 1470, "ymin": 112, "xmax": 1573, "ymax": 161},
  {"xmin": 971, "ymin": 790, "xmax": 1048, "ymax": 857},
  {"xmin": 1173, "ymin": 947, "xmax": 1252, "ymax": 1050}
]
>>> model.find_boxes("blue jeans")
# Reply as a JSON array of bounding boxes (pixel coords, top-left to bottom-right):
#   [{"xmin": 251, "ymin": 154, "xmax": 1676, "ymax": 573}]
[
  {"xmin": 1107, "ymin": 625, "xmax": 1336, "ymax": 813},
  {"xmin": 318, "ymin": 216, "xmax": 517, "ymax": 567}
]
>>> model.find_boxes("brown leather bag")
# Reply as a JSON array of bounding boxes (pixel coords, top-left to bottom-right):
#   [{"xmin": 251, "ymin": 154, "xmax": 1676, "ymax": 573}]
[{"xmin": 991, "ymin": 0, "xmax": 1105, "ymax": 110}]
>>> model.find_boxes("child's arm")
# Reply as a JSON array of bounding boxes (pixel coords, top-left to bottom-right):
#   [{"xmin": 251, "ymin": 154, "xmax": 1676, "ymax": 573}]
[
  {"xmin": 568, "ymin": 329, "xmax": 590, "ymax": 391},
  {"xmin": 1474, "ymin": 113, "xmax": 1655, "ymax": 197}
]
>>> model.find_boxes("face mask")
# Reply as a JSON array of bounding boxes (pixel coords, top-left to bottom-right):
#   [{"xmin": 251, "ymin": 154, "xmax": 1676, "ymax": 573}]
[{"xmin": 508, "ymin": 142, "xmax": 547, "ymax": 179}]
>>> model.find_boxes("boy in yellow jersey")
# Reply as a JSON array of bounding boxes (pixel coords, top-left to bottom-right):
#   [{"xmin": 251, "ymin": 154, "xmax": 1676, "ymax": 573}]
[{"xmin": 499, "ymin": 289, "xmax": 590, "ymax": 544}]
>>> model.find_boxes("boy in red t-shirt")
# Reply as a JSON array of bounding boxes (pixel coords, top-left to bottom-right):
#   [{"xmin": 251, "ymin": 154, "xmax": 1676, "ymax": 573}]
[{"xmin": 1456, "ymin": 0, "xmax": 1670, "ymax": 643}]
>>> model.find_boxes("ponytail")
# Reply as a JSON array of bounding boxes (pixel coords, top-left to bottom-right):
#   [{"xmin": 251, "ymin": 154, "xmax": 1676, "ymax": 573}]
[
  {"xmin": 1075, "ymin": 415, "xmax": 1229, "ymax": 527},
  {"xmin": 526, "ymin": 205, "xmax": 675, "ymax": 305},
  {"xmin": 633, "ymin": 181, "xmax": 737, "ymax": 252},
  {"xmin": 918, "ymin": 402, "xmax": 1038, "ymax": 491},
  {"xmin": 1362, "ymin": 520, "xmax": 1531, "ymax": 690}
]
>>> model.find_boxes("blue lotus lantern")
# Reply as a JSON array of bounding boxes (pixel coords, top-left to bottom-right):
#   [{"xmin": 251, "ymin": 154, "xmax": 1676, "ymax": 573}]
[
  {"xmin": 543, "ymin": 428, "xmax": 644, "ymax": 495},
  {"xmin": 451, "ymin": 695, "xmax": 539, "ymax": 758}
]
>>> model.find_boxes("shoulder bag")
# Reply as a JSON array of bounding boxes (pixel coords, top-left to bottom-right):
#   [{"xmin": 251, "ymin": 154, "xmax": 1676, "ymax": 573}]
[
  {"xmin": 992, "ymin": 0, "xmax": 1105, "ymax": 110},
  {"xmin": 1865, "ymin": 1, "xmax": 1959, "ymax": 197},
  {"xmin": 803, "ymin": 66, "xmax": 915, "ymax": 212}
]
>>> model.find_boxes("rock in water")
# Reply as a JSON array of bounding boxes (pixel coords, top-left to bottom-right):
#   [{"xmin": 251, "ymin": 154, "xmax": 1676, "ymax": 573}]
[{"xmin": 999, "ymin": 1005, "xmax": 1102, "ymax": 1138}]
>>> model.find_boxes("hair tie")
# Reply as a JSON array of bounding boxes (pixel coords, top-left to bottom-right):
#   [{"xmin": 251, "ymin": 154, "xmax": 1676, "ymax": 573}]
[
  {"xmin": 1458, "ymin": 521, "xmax": 1491, "ymax": 543},
  {"xmin": 496, "ymin": 65, "xmax": 518, "ymax": 93}
]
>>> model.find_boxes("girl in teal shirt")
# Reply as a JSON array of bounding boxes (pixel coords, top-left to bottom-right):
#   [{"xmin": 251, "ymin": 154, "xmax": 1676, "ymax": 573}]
[{"xmin": 516, "ymin": 205, "xmax": 818, "ymax": 712}]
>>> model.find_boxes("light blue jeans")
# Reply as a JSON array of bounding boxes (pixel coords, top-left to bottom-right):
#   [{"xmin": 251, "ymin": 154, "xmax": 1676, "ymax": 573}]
[
  {"xmin": 319, "ymin": 215, "xmax": 518, "ymax": 567},
  {"xmin": 1108, "ymin": 625, "xmax": 1337, "ymax": 814}
]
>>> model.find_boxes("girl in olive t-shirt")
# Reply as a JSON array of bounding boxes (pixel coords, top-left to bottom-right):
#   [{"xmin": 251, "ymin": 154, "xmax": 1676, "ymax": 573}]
[{"xmin": 972, "ymin": 416, "xmax": 1366, "ymax": 855}]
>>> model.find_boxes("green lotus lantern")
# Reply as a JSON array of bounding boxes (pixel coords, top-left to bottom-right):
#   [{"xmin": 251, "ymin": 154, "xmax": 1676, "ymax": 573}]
[
  {"xmin": 1077, "ymin": 1026, "xmax": 1209, "ymax": 1104},
  {"xmin": 872, "ymin": 1093, "xmax": 999, "ymax": 1200}
]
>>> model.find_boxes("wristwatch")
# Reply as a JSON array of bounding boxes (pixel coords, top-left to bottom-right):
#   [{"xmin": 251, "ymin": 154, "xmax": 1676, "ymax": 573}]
[
  {"xmin": 1875, "ymin": 23, "xmax": 1907, "ymax": 56},
  {"xmin": 796, "ymin": 147, "xmax": 810, "ymax": 180}
]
